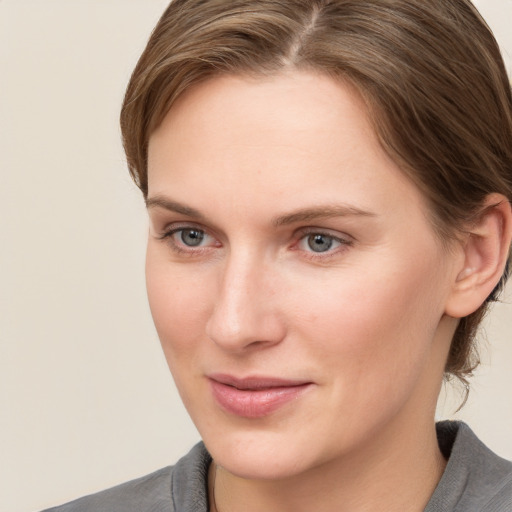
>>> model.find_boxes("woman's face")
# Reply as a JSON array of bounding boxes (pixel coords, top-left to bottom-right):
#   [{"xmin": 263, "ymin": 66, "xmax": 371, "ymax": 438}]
[{"xmin": 146, "ymin": 71, "xmax": 460, "ymax": 479}]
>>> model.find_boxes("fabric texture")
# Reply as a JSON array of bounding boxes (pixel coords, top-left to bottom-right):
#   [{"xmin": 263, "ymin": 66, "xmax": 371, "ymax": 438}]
[
  {"xmin": 42, "ymin": 422, "xmax": 511, "ymax": 512},
  {"xmin": 425, "ymin": 422, "xmax": 512, "ymax": 512}
]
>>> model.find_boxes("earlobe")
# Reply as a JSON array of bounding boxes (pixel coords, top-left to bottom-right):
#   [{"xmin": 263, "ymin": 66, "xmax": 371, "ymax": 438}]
[{"xmin": 445, "ymin": 193, "xmax": 512, "ymax": 319}]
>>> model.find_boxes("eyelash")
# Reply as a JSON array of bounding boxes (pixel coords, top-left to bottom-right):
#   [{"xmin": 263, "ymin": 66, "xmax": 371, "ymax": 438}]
[
  {"xmin": 294, "ymin": 229, "xmax": 353, "ymax": 260},
  {"xmin": 158, "ymin": 224, "xmax": 218, "ymax": 255},
  {"xmin": 157, "ymin": 224, "xmax": 353, "ymax": 259}
]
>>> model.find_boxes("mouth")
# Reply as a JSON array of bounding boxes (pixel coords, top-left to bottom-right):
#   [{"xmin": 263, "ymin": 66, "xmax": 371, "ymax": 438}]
[{"xmin": 208, "ymin": 374, "xmax": 313, "ymax": 418}]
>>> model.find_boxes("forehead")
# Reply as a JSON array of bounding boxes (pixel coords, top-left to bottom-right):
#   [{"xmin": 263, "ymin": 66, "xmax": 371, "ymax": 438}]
[
  {"xmin": 147, "ymin": 71, "xmax": 431, "ymax": 229},
  {"xmin": 150, "ymin": 71, "xmax": 374, "ymax": 155}
]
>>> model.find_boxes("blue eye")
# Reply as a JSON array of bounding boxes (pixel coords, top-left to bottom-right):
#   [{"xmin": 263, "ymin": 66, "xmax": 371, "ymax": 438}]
[
  {"xmin": 158, "ymin": 225, "xmax": 219, "ymax": 254},
  {"xmin": 306, "ymin": 234, "xmax": 336, "ymax": 253},
  {"xmin": 297, "ymin": 232, "xmax": 348, "ymax": 255},
  {"xmin": 178, "ymin": 228, "xmax": 206, "ymax": 247}
]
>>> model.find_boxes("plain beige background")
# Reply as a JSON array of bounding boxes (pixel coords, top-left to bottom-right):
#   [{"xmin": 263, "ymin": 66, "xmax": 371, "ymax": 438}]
[{"xmin": 1, "ymin": 1, "xmax": 511, "ymax": 511}]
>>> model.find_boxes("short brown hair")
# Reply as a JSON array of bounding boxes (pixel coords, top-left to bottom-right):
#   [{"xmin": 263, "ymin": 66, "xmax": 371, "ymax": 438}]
[{"xmin": 120, "ymin": 0, "xmax": 512, "ymax": 384}]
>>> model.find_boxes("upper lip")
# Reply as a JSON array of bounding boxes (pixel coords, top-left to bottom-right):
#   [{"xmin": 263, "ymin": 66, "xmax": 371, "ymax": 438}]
[{"xmin": 208, "ymin": 374, "xmax": 312, "ymax": 390}]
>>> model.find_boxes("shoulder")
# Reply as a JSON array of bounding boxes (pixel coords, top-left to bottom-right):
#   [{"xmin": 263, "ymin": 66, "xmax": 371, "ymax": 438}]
[
  {"xmin": 41, "ymin": 442, "xmax": 211, "ymax": 512},
  {"xmin": 41, "ymin": 466, "xmax": 174, "ymax": 512},
  {"xmin": 427, "ymin": 421, "xmax": 512, "ymax": 512}
]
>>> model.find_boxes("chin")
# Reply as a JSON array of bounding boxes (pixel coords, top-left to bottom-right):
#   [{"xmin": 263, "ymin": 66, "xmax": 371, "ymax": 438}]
[
  {"xmin": 201, "ymin": 424, "xmax": 331, "ymax": 481},
  {"xmin": 213, "ymin": 446, "xmax": 308, "ymax": 481}
]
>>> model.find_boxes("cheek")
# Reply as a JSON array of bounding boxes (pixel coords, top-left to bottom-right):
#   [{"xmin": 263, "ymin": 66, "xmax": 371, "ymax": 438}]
[
  {"xmin": 145, "ymin": 247, "xmax": 213, "ymax": 364},
  {"xmin": 286, "ymin": 254, "xmax": 447, "ymax": 386}
]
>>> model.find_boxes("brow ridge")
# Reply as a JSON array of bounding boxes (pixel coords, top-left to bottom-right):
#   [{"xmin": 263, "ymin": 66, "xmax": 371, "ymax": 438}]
[
  {"xmin": 272, "ymin": 205, "xmax": 377, "ymax": 226},
  {"xmin": 145, "ymin": 196, "xmax": 204, "ymax": 219},
  {"xmin": 146, "ymin": 196, "xmax": 376, "ymax": 226}
]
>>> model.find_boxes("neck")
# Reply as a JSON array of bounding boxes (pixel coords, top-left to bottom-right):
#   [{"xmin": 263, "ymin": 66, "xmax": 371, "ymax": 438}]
[{"xmin": 209, "ymin": 416, "xmax": 446, "ymax": 512}]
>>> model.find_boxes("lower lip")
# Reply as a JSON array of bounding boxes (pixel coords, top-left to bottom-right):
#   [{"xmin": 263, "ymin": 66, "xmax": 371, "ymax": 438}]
[{"xmin": 209, "ymin": 380, "xmax": 312, "ymax": 418}]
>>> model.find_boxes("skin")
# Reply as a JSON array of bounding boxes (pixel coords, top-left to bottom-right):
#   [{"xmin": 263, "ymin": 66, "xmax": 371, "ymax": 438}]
[{"xmin": 145, "ymin": 71, "xmax": 505, "ymax": 511}]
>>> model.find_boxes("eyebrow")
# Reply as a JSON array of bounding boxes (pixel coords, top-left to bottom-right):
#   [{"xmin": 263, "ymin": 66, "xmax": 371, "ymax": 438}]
[
  {"xmin": 145, "ymin": 196, "xmax": 205, "ymax": 219},
  {"xmin": 272, "ymin": 205, "xmax": 377, "ymax": 226},
  {"xmin": 146, "ymin": 196, "xmax": 377, "ymax": 225}
]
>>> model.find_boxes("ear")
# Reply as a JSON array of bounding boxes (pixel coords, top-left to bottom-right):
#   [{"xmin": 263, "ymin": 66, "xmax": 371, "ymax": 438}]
[{"xmin": 445, "ymin": 193, "xmax": 512, "ymax": 318}]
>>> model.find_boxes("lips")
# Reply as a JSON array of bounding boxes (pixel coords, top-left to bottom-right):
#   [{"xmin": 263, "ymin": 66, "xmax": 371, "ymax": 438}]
[{"xmin": 208, "ymin": 374, "xmax": 312, "ymax": 418}]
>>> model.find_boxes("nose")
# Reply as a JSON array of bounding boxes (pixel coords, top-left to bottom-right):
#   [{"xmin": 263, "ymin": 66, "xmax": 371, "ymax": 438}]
[{"xmin": 205, "ymin": 250, "xmax": 286, "ymax": 353}]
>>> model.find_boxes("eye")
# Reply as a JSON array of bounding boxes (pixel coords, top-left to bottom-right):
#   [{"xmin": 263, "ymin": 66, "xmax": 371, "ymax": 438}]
[
  {"xmin": 177, "ymin": 228, "xmax": 206, "ymax": 247},
  {"xmin": 304, "ymin": 233, "xmax": 338, "ymax": 253},
  {"xmin": 296, "ymin": 231, "xmax": 351, "ymax": 255},
  {"xmin": 157, "ymin": 225, "xmax": 219, "ymax": 253}
]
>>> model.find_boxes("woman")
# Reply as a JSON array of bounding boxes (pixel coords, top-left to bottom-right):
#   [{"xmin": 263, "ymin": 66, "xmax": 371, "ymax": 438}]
[{"xmin": 44, "ymin": 0, "xmax": 512, "ymax": 510}]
